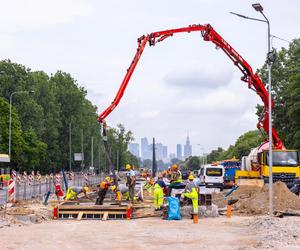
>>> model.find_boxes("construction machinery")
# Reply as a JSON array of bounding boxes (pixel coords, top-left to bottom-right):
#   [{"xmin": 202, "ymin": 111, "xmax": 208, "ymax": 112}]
[{"xmin": 97, "ymin": 23, "xmax": 300, "ymax": 186}]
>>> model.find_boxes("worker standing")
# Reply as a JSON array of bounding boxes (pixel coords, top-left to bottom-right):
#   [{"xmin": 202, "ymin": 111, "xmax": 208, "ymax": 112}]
[
  {"xmin": 181, "ymin": 174, "xmax": 199, "ymax": 215},
  {"xmin": 154, "ymin": 175, "xmax": 166, "ymax": 210},
  {"xmin": 168, "ymin": 164, "xmax": 183, "ymax": 196},
  {"xmin": 95, "ymin": 176, "xmax": 111, "ymax": 205},
  {"xmin": 126, "ymin": 164, "xmax": 136, "ymax": 203},
  {"xmin": 65, "ymin": 185, "xmax": 89, "ymax": 201}
]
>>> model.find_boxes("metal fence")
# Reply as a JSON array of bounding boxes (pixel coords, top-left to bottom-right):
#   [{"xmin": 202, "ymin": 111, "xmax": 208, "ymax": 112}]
[{"xmin": 13, "ymin": 173, "xmax": 103, "ymax": 201}]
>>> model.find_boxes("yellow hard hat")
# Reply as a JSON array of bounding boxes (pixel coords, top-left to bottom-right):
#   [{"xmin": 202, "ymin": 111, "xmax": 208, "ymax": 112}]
[
  {"xmin": 83, "ymin": 186, "xmax": 89, "ymax": 193},
  {"xmin": 105, "ymin": 176, "xmax": 111, "ymax": 182},
  {"xmin": 111, "ymin": 185, "xmax": 117, "ymax": 191},
  {"xmin": 188, "ymin": 174, "xmax": 194, "ymax": 181},
  {"xmin": 125, "ymin": 164, "xmax": 131, "ymax": 170}
]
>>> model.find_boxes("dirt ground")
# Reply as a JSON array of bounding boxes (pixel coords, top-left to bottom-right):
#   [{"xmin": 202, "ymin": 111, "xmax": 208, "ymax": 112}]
[{"xmin": 1, "ymin": 216, "xmax": 299, "ymax": 250}]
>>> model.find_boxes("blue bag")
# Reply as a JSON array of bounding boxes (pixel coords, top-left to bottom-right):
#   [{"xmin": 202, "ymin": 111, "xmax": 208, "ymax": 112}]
[{"xmin": 167, "ymin": 196, "xmax": 181, "ymax": 220}]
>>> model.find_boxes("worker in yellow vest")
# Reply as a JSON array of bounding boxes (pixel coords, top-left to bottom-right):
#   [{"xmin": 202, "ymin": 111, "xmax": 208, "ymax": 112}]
[
  {"xmin": 65, "ymin": 185, "xmax": 90, "ymax": 201},
  {"xmin": 154, "ymin": 175, "xmax": 166, "ymax": 210},
  {"xmin": 111, "ymin": 185, "xmax": 122, "ymax": 205},
  {"xmin": 181, "ymin": 174, "xmax": 198, "ymax": 214}
]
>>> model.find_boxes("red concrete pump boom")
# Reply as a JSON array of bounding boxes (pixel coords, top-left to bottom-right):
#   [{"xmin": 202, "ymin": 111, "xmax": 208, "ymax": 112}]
[{"xmin": 97, "ymin": 24, "xmax": 283, "ymax": 149}]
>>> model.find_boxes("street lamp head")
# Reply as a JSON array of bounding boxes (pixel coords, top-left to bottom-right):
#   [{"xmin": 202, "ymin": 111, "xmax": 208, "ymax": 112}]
[
  {"xmin": 29, "ymin": 90, "xmax": 35, "ymax": 94},
  {"xmin": 252, "ymin": 3, "xmax": 263, "ymax": 12}
]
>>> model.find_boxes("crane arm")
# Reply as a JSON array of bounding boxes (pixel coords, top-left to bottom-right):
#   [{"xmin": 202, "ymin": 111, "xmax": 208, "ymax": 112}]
[{"xmin": 97, "ymin": 24, "xmax": 283, "ymax": 149}]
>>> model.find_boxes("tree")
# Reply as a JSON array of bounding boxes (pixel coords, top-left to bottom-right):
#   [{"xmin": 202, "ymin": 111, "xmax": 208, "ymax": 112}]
[{"xmin": 186, "ymin": 156, "xmax": 201, "ymax": 170}]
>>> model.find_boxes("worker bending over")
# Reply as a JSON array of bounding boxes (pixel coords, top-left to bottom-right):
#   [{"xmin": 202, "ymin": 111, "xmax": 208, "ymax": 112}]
[
  {"xmin": 65, "ymin": 185, "xmax": 90, "ymax": 201},
  {"xmin": 181, "ymin": 174, "xmax": 198, "ymax": 215},
  {"xmin": 126, "ymin": 164, "xmax": 136, "ymax": 202},
  {"xmin": 95, "ymin": 176, "xmax": 111, "ymax": 205},
  {"xmin": 144, "ymin": 177, "xmax": 154, "ymax": 194},
  {"xmin": 154, "ymin": 175, "xmax": 166, "ymax": 210},
  {"xmin": 111, "ymin": 185, "xmax": 122, "ymax": 205},
  {"xmin": 168, "ymin": 164, "xmax": 183, "ymax": 196}
]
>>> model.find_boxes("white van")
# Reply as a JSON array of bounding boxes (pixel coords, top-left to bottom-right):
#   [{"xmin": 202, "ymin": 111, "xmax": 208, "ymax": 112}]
[{"xmin": 199, "ymin": 164, "xmax": 224, "ymax": 190}]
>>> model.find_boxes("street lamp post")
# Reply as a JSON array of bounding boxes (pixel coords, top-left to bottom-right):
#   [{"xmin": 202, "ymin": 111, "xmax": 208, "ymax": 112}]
[
  {"xmin": 9, "ymin": 90, "xmax": 34, "ymax": 161},
  {"xmin": 230, "ymin": 3, "xmax": 274, "ymax": 215}
]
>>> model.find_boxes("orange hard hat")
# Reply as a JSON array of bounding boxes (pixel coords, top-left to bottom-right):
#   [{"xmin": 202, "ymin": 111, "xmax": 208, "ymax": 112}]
[{"xmin": 171, "ymin": 164, "xmax": 178, "ymax": 171}]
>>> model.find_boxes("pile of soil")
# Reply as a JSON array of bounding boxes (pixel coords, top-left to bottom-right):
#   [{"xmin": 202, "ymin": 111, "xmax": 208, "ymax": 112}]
[
  {"xmin": 236, "ymin": 181, "xmax": 300, "ymax": 215},
  {"xmin": 212, "ymin": 185, "xmax": 261, "ymax": 208}
]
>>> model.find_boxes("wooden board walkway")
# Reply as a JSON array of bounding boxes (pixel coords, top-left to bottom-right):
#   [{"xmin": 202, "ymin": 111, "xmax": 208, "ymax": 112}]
[{"xmin": 57, "ymin": 205, "xmax": 128, "ymax": 220}]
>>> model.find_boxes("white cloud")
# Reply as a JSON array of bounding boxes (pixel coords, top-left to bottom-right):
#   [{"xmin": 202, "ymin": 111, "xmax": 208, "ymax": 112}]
[
  {"xmin": 140, "ymin": 110, "xmax": 160, "ymax": 119},
  {"xmin": 0, "ymin": 0, "xmax": 93, "ymax": 32}
]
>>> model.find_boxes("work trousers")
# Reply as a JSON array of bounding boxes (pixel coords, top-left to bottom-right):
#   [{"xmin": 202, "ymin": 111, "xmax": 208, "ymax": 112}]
[
  {"xmin": 128, "ymin": 184, "xmax": 135, "ymax": 201},
  {"xmin": 154, "ymin": 185, "xmax": 164, "ymax": 209},
  {"xmin": 95, "ymin": 189, "xmax": 107, "ymax": 205},
  {"xmin": 182, "ymin": 188, "xmax": 198, "ymax": 214}
]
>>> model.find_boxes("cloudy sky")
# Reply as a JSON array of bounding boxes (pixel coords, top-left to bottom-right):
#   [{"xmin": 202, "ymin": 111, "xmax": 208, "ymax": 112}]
[{"xmin": 0, "ymin": 0, "xmax": 299, "ymax": 156}]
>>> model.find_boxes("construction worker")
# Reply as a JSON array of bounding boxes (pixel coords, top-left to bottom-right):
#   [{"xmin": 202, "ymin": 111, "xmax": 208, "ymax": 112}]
[
  {"xmin": 144, "ymin": 177, "xmax": 154, "ymax": 194},
  {"xmin": 65, "ymin": 185, "xmax": 89, "ymax": 201},
  {"xmin": 111, "ymin": 185, "xmax": 122, "ymax": 205},
  {"xmin": 168, "ymin": 164, "xmax": 183, "ymax": 196},
  {"xmin": 126, "ymin": 164, "xmax": 136, "ymax": 202},
  {"xmin": 95, "ymin": 176, "xmax": 111, "ymax": 205},
  {"xmin": 181, "ymin": 174, "xmax": 198, "ymax": 215},
  {"xmin": 154, "ymin": 175, "xmax": 166, "ymax": 210}
]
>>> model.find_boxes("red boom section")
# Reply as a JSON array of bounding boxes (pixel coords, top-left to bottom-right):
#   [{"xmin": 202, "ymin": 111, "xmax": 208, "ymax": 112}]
[{"xmin": 97, "ymin": 24, "xmax": 283, "ymax": 149}]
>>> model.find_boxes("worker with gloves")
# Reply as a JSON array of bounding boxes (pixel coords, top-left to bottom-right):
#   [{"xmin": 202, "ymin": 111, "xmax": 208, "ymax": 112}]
[
  {"xmin": 95, "ymin": 176, "xmax": 112, "ymax": 205},
  {"xmin": 144, "ymin": 177, "xmax": 154, "ymax": 194},
  {"xmin": 168, "ymin": 164, "xmax": 183, "ymax": 196},
  {"xmin": 154, "ymin": 175, "xmax": 166, "ymax": 210},
  {"xmin": 111, "ymin": 185, "xmax": 122, "ymax": 205},
  {"xmin": 126, "ymin": 164, "xmax": 136, "ymax": 202},
  {"xmin": 65, "ymin": 185, "xmax": 90, "ymax": 201},
  {"xmin": 181, "ymin": 174, "xmax": 199, "ymax": 215}
]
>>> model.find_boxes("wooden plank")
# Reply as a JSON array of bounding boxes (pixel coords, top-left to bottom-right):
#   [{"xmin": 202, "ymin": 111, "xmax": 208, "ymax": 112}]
[
  {"xmin": 58, "ymin": 211, "xmax": 126, "ymax": 215},
  {"xmin": 77, "ymin": 212, "xmax": 84, "ymax": 220},
  {"xmin": 58, "ymin": 205, "xmax": 126, "ymax": 210},
  {"xmin": 102, "ymin": 212, "xmax": 108, "ymax": 221}
]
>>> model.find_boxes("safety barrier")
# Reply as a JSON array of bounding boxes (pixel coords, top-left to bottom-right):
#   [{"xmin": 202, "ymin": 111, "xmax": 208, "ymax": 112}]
[{"xmin": 0, "ymin": 172, "xmax": 103, "ymax": 203}]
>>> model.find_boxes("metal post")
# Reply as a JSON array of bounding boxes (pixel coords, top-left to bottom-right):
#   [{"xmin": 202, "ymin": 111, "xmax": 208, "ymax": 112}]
[
  {"xmin": 69, "ymin": 123, "xmax": 72, "ymax": 171},
  {"xmin": 116, "ymin": 150, "xmax": 119, "ymax": 171},
  {"xmin": 260, "ymin": 9, "xmax": 273, "ymax": 216},
  {"xmin": 81, "ymin": 130, "xmax": 84, "ymax": 171},
  {"xmin": 152, "ymin": 138, "xmax": 157, "ymax": 178},
  {"xmin": 91, "ymin": 136, "xmax": 94, "ymax": 170},
  {"xmin": 9, "ymin": 91, "xmax": 33, "ymax": 161}
]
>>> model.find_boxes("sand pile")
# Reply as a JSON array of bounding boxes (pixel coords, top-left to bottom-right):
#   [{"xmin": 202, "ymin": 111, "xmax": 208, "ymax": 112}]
[
  {"xmin": 212, "ymin": 185, "xmax": 261, "ymax": 208},
  {"xmin": 236, "ymin": 181, "xmax": 300, "ymax": 215}
]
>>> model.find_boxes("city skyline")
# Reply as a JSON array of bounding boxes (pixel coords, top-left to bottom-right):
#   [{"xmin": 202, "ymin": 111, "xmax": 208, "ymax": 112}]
[{"xmin": 129, "ymin": 133, "xmax": 201, "ymax": 161}]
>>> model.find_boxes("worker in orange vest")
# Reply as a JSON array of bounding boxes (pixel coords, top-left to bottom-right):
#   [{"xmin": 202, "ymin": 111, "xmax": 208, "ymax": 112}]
[{"xmin": 95, "ymin": 176, "xmax": 111, "ymax": 205}]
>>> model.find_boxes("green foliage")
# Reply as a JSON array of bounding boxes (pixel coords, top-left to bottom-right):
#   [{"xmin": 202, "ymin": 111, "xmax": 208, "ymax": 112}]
[
  {"xmin": 0, "ymin": 60, "xmax": 135, "ymax": 173},
  {"xmin": 206, "ymin": 130, "xmax": 264, "ymax": 163},
  {"xmin": 256, "ymin": 39, "xmax": 300, "ymax": 148},
  {"xmin": 185, "ymin": 156, "xmax": 201, "ymax": 170}
]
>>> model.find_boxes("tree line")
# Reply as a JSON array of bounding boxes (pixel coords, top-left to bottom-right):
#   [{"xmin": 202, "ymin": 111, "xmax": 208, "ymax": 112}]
[{"xmin": 0, "ymin": 60, "xmax": 137, "ymax": 173}]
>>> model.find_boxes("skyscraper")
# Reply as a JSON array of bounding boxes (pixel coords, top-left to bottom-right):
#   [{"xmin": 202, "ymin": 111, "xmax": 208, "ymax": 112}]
[
  {"xmin": 141, "ymin": 137, "xmax": 149, "ymax": 159},
  {"xmin": 162, "ymin": 146, "xmax": 168, "ymax": 160},
  {"xmin": 128, "ymin": 143, "xmax": 140, "ymax": 158},
  {"xmin": 176, "ymin": 144, "xmax": 182, "ymax": 160},
  {"xmin": 184, "ymin": 133, "xmax": 192, "ymax": 159}
]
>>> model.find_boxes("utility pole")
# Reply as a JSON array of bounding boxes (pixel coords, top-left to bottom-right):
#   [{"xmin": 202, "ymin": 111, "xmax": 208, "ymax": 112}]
[
  {"xmin": 152, "ymin": 138, "xmax": 157, "ymax": 178},
  {"xmin": 91, "ymin": 136, "xmax": 94, "ymax": 170},
  {"xmin": 9, "ymin": 90, "xmax": 34, "ymax": 161},
  {"xmin": 230, "ymin": 2, "xmax": 275, "ymax": 216},
  {"xmin": 81, "ymin": 130, "xmax": 84, "ymax": 171},
  {"xmin": 116, "ymin": 150, "xmax": 119, "ymax": 171},
  {"xmin": 69, "ymin": 123, "xmax": 72, "ymax": 171}
]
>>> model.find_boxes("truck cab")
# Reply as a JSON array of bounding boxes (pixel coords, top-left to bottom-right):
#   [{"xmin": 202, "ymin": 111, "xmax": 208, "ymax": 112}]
[
  {"xmin": 259, "ymin": 150, "xmax": 300, "ymax": 187},
  {"xmin": 199, "ymin": 164, "xmax": 224, "ymax": 190}
]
